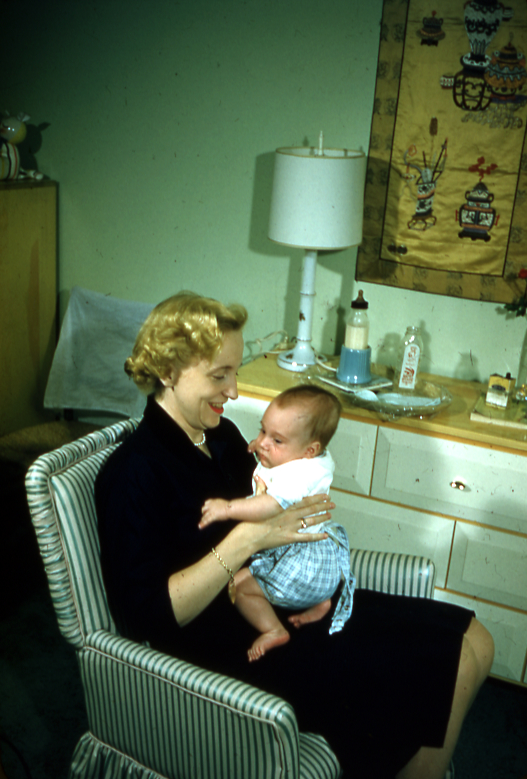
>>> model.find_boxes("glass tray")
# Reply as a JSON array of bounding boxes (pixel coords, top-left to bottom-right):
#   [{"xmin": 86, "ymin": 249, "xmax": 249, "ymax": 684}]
[{"xmin": 309, "ymin": 373, "xmax": 453, "ymax": 420}]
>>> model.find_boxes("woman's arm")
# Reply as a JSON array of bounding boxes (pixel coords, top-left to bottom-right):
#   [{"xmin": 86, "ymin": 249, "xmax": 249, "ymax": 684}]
[{"xmin": 169, "ymin": 494, "xmax": 333, "ymax": 626}]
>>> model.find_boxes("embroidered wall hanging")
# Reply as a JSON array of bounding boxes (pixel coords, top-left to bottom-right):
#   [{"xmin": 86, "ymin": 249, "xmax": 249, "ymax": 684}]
[{"xmin": 357, "ymin": 0, "xmax": 527, "ymax": 303}]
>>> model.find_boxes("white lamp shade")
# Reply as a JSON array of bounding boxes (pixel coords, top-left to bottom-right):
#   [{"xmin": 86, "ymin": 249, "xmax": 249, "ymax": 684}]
[{"xmin": 268, "ymin": 146, "xmax": 366, "ymax": 250}]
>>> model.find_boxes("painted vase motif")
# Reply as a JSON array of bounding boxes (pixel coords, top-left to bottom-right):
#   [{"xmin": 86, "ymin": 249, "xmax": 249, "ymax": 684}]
[
  {"xmin": 464, "ymin": 0, "xmax": 513, "ymax": 66},
  {"xmin": 458, "ymin": 182, "xmax": 497, "ymax": 241},
  {"xmin": 408, "ymin": 173, "xmax": 437, "ymax": 230},
  {"xmin": 444, "ymin": 1, "xmax": 516, "ymax": 111},
  {"xmin": 419, "ymin": 12, "xmax": 445, "ymax": 46},
  {"xmin": 485, "ymin": 42, "xmax": 527, "ymax": 102}
]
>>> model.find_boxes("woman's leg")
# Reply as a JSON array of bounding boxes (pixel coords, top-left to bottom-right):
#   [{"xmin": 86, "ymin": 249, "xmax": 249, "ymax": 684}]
[{"xmin": 396, "ymin": 617, "xmax": 494, "ymax": 779}]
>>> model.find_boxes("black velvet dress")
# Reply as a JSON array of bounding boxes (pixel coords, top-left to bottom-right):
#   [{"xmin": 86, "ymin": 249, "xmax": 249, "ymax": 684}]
[{"xmin": 96, "ymin": 398, "xmax": 474, "ymax": 778}]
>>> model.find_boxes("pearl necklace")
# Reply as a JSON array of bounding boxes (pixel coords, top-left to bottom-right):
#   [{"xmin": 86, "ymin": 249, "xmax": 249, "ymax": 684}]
[{"xmin": 194, "ymin": 432, "xmax": 206, "ymax": 447}]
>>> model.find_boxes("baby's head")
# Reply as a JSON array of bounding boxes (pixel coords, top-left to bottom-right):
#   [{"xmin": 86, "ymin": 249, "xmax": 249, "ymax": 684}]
[{"xmin": 249, "ymin": 385, "xmax": 342, "ymax": 469}]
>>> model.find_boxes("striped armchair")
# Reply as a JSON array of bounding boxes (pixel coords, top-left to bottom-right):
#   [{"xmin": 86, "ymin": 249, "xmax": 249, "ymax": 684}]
[{"xmin": 25, "ymin": 420, "xmax": 436, "ymax": 779}]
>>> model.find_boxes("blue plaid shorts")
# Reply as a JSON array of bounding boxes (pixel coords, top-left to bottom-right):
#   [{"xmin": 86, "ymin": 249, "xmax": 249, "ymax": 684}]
[{"xmin": 249, "ymin": 521, "xmax": 356, "ymax": 634}]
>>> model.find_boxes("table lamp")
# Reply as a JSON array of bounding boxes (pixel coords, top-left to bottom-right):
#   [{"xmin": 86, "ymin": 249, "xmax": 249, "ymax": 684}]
[{"xmin": 268, "ymin": 133, "xmax": 366, "ymax": 371}]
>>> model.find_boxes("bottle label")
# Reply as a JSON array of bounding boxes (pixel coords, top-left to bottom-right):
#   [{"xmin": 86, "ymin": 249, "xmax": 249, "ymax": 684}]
[{"xmin": 399, "ymin": 345, "xmax": 420, "ymax": 390}]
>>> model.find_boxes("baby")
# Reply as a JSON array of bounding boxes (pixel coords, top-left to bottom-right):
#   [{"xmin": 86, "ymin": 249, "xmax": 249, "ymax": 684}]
[{"xmin": 200, "ymin": 385, "xmax": 356, "ymax": 661}]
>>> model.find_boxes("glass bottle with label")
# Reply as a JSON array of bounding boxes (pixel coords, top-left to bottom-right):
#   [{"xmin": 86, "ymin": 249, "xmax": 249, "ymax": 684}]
[{"xmin": 396, "ymin": 326, "xmax": 423, "ymax": 392}]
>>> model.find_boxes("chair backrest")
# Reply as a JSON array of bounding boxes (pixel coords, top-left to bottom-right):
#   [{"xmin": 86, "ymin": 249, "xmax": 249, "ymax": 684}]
[
  {"xmin": 349, "ymin": 548, "xmax": 436, "ymax": 598},
  {"xmin": 25, "ymin": 419, "xmax": 139, "ymax": 649}
]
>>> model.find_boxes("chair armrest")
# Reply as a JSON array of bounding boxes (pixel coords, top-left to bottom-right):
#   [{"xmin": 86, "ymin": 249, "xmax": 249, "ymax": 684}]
[
  {"xmin": 80, "ymin": 630, "xmax": 301, "ymax": 779},
  {"xmin": 350, "ymin": 548, "xmax": 436, "ymax": 598}
]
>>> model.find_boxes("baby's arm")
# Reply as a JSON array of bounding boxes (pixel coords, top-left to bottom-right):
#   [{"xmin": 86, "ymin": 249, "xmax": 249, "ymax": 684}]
[{"xmin": 199, "ymin": 491, "xmax": 281, "ymax": 529}]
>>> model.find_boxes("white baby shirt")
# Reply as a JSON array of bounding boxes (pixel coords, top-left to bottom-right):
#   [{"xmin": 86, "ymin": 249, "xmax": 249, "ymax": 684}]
[
  {"xmin": 249, "ymin": 450, "xmax": 356, "ymax": 634},
  {"xmin": 252, "ymin": 449, "xmax": 335, "ymax": 508}
]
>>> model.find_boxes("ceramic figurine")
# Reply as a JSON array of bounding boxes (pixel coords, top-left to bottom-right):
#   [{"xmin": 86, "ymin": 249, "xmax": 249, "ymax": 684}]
[{"xmin": 0, "ymin": 112, "xmax": 43, "ymax": 181}]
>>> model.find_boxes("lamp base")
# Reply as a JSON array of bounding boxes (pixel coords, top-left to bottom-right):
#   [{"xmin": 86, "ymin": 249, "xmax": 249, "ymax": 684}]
[{"xmin": 277, "ymin": 342, "xmax": 326, "ymax": 372}]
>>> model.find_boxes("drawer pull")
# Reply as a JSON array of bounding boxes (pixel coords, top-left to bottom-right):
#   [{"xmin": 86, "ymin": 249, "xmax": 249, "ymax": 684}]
[{"xmin": 450, "ymin": 480, "xmax": 467, "ymax": 491}]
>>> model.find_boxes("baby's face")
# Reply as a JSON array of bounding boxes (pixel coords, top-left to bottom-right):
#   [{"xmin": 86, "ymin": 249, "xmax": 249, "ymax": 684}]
[{"xmin": 248, "ymin": 401, "xmax": 315, "ymax": 468}]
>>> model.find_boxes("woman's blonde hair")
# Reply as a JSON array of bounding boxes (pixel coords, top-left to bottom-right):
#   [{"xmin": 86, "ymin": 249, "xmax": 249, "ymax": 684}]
[{"xmin": 125, "ymin": 291, "xmax": 247, "ymax": 395}]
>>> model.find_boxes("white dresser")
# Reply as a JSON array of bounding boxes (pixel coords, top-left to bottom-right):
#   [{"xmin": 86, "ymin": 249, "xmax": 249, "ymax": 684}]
[{"xmin": 226, "ymin": 355, "xmax": 527, "ymax": 687}]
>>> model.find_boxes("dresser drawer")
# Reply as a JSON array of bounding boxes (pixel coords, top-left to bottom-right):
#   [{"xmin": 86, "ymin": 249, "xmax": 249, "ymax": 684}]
[
  {"xmin": 330, "ymin": 417, "xmax": 376, "ymax": 495},
  {"xmin": 436, "ymin": 590, "xmax": 527, "ymax": 683},
  {"xmin": 329, "ymin": 490, "xmax": 454, "ymax": 588},
  {"xmin": 448, "ymin": 523, "xmax": 527, "ymax": 613},
  {"xmin": 371, "ymin": 428, "xmax": 527, "ymax": 533}
]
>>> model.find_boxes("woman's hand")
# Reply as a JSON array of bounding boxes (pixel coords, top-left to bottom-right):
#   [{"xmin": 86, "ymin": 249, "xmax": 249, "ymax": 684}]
[{"xmin": 238, "ymin": 493, "xmax": 334, "ymax": 556}]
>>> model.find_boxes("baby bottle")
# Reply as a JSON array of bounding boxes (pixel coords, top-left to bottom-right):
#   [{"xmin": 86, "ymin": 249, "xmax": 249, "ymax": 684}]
[
  {"xmin": 344, "ymin": 290, "xmax": 369, "ymax": 350},
  {"xmin": 337, "ymin": 290, "xmax": 371, "ymax": 385}
]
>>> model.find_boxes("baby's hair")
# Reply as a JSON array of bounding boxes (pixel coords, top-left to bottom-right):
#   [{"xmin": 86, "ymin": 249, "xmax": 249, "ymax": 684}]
[
  {"xmin": 273, "ymin": 385, "xmax": 342, "ymax": 449},
  {"xmin": 125, "ymin": 291, "xmax": 247, "ymax": 395}
]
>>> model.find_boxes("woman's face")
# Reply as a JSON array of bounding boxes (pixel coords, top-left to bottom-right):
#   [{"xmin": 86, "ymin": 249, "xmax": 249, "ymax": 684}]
[{"xmin": 158, "ymin": 330, "xmax": 244, "ymax": 441}]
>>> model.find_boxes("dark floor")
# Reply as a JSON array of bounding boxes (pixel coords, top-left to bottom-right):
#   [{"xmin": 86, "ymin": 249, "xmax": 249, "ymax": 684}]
[
  {"xmin": 0, "ymin": 462, "xmax": 87, "ymax": 779},
  {"xmin": 1, "ymin": 460, "xmax": 527, "ymax": 779}
]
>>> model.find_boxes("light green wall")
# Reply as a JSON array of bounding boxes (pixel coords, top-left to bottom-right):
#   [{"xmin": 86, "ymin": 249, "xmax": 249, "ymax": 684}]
[{"xmin": 3, "ymin": 0, "xmax": 525, "ymax": 382}]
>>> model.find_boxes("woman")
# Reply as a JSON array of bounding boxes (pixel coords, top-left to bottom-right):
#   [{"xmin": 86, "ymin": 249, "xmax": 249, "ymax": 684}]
[{"xmin": 96, "ymin": 291, "xmax": 494, "ymax": 779}]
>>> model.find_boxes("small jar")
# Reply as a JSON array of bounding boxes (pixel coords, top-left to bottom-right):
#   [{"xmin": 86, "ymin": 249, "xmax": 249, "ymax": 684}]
[
  {"xmin": 396, "ymin": 326, "xmax": 423, "ymax": 391},
  {"xmin": 344, "ymin": 290, "xmax": 369, "ymax": 350}
]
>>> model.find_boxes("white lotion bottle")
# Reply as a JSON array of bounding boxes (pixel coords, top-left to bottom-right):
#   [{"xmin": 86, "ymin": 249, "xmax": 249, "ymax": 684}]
[{"xmin": 397, "ymin": 326, "xmax": 423, "ymax": 391}]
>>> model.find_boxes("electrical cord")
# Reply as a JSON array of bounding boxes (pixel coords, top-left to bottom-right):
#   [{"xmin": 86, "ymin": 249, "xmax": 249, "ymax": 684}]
[
  {"xmin": 242, "ymin": 331, "xmax": 339, "ymax": 372},
  {"xmin": 318, "ymin": 357, "xmax": 337, "ymax": 371},
  {"xmin": 242, "ymin": 330, "xmax": 294, "ymax": 364}
]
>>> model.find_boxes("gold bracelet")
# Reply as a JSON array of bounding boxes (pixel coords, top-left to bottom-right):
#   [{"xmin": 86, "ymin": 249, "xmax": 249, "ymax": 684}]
[{"xmin": 211, "ymin": 547, "xmax": 237, "ymax": 604}]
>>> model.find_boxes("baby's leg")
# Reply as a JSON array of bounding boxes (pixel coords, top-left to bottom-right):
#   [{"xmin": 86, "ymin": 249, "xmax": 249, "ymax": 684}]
[
  {"xmin": 234, "ymin": 567, "xmax": 290, "ymax": 661},
  {"xmin": 288, "ymin": 599, "xmax": 332, "ymax": 628}
]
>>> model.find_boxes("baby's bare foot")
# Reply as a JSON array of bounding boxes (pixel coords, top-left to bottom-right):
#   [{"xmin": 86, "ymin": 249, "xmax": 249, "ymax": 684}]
[
  {"xmin": 288, "ymin": 599, "xmax": 331, "ymax": 628},
  {"xmin": 248, "ymin": 627, "xmax": 290, "ymax": 662}
]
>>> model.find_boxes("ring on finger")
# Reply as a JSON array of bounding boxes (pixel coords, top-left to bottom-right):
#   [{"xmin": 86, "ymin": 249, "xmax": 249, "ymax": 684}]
[{"xmin": 300, "ymin": 519, "xmax": 307, "ymax": 529}]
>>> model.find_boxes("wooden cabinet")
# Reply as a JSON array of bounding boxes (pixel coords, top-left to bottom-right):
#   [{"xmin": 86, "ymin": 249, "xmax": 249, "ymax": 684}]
[
  {"xmin": 0, "ymin": 180, "xmax": 57, "ymax": 436},
  {"xmin": 228, "ymin": 355, "xmax": 527, "ymax": 686}
]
